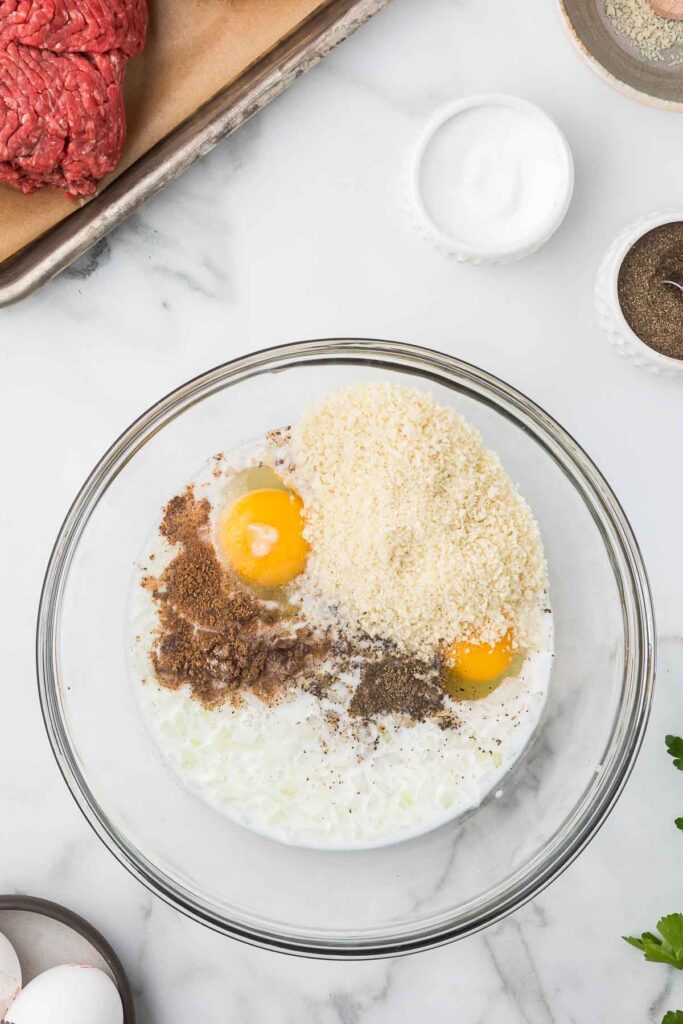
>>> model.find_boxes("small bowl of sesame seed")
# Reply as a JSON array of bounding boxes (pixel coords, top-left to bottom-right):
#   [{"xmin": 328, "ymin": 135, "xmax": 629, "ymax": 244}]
[{"xmin": 558, "ymin": 0, "xmax": 683, "ymax": 110}]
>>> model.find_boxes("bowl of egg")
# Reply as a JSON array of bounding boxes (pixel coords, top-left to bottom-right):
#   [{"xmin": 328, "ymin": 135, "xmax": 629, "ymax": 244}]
[
  {"xmin": 37, "ymin": 339, "xmax": 654, "ymax": 958},
  {"xmin": 0, "ymin": 895, "xmax": 134, "ymax": 1022}
]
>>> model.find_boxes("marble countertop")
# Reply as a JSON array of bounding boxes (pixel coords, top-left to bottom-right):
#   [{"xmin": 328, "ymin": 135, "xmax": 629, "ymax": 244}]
[{"xmin": 2, "ymin": 0, "xmax": 683, "ymax": 1019}]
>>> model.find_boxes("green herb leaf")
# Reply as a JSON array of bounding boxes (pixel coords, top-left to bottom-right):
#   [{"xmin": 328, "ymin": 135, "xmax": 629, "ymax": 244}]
[
  {"xmin": 662, "ymin": 1012, "xmax": 683, "ymax": 1024},
  {"xmin": 643, "ymin": 943, "xmax": 682, "ymax": 968},
  {"xmin": 624, "ymin": 931, "xmax": 663, "ymax": 951},
  {"xmin": 666, "ymin": 736, "xmax": 683, "ymax": 771},
  {"xmin": 675, "ymin": 818, "xmax": 683, "ymax": 831},
  {"xmin": 642, "ymin": 942, "xmax": 681, "ymax": 968},
  {"xmin": 624, "ymin": 916, "xmax": 683, "ymax": 970},
  {"xmin": 657, "ymin": 915, "xmax": 683, "ymax": 952}
]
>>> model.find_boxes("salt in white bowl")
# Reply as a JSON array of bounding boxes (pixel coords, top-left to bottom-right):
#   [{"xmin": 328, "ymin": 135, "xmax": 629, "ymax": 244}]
[{"xmin": 407, "ymin": 94, "xmax": 574, "ymax": 265}]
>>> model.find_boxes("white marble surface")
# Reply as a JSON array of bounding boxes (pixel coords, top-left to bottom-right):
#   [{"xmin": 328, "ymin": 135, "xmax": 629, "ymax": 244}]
[{"xmin": 2, "ymin": 0, "xmax": 683, "ymax": 1019}]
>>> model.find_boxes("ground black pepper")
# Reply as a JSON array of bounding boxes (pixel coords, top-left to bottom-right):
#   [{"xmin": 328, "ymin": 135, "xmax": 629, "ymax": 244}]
[
  {"xmin": 617, "ymin": 222, "xmax": 683, "ymax": 360},
  {"xmin": 349, "ymin": 655, "xmax": 445, "ymax": 722}
]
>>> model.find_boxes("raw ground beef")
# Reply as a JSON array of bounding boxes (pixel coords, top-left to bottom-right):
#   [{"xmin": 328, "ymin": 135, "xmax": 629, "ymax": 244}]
[
  {"xmin": 0, "ymin": 0, "xmax": 147, "ymax": 57},
  {"xmin": 0, "ymin": 43, "xmax": 126, "ymax": 195},
  {"xmin": 0, "ymin": 0, "xmax": 147, "ymax": 197}
]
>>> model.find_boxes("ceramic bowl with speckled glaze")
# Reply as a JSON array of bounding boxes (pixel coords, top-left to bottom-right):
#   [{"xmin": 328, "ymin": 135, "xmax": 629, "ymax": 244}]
[{"xmin": 558, "ymin": 0, "xmax": 683, "ymax": 110}]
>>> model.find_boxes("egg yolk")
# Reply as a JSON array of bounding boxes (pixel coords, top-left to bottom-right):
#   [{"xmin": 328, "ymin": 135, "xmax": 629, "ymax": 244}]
[
  {"xmin": 219, "ymin": 488, "xmax": 308, "ymax": 587},
  {"xmin": 445, "ymin": 630, "xmax": 514, "ymax": 685}
]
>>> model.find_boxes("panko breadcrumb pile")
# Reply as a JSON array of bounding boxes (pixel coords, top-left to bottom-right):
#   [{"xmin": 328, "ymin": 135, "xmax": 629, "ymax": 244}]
[{"xmin": 288, "ymin": 382, "xmax": 547, "ymax": 658}]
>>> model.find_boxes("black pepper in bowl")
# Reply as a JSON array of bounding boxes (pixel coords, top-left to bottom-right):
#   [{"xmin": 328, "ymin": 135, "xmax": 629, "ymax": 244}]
[{"xmin": 617, "ymin": 222, "xmax": 683, "ymax": 361}]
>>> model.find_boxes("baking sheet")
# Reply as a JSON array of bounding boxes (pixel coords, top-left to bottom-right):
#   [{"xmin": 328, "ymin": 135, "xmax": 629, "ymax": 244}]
[{"xmin": 0, "ymin": 0, "xmax": 330, "ymax": 264}]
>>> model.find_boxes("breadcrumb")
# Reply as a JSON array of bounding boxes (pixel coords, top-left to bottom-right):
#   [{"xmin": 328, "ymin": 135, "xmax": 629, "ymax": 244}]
[{"xmin": 290, "ymin": 383, "xmax": 547, "ymax": 658}]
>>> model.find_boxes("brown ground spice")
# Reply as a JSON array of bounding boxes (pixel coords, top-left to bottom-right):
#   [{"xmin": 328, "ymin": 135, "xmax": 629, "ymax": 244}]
[{"xmin": 145, "ymin": 487, "xmax": 329, "ymax": 709}]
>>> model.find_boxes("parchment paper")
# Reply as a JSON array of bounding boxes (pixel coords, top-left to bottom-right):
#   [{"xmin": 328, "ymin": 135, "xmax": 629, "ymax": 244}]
[{"xmin": 0, "ymin": 0, "xmax": 324, "ymax": 263}]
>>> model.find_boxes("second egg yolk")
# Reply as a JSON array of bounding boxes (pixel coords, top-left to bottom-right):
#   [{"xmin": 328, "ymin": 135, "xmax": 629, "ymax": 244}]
[
  {"xmin": 219, "ymin": 488, "xmax": 308, "ymax": 588},
  {"xmin": 445, "ymin": 630, "xmax": 514, "ymax": 685}
]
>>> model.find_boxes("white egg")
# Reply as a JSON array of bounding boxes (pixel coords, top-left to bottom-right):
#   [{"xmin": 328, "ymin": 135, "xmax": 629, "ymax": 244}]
[
  {"xmin": 0, "ymin": 931, "xmax": 22, "ymax": 1018},
  {"xmin": 5, "ymin": 964, "xmax": 123, "ymax": 1024}
]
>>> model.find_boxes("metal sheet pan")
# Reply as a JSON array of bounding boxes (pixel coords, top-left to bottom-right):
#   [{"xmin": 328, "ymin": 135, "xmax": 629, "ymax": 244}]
[{"xmin": 0, "ymin": 0, "xmax": 390, "ymax": 306}]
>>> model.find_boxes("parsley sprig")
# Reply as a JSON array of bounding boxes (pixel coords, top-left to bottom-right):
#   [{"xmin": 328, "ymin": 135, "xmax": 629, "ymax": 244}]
[
  {"xmin": 623, "ymin": 737, "xmax": 683, "ymax": 1022},
  {"xmin": 666, "ymin": 735, "xmax": 683, "ymax": 772},
  {"xmin": 624, "ymin": 915, "xmax": 683, "ymax": 969}
]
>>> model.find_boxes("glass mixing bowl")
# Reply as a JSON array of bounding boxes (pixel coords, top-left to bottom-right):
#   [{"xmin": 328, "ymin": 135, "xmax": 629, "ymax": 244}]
[{"xmin": 37, "ymin": 339, "xmax": 654, "ymax": 958}]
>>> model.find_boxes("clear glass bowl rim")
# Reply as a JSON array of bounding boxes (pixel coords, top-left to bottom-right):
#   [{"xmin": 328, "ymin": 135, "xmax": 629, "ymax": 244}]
[{"xmin": 36, "ymin": 338, "xmax": 655, "ymax": 959}]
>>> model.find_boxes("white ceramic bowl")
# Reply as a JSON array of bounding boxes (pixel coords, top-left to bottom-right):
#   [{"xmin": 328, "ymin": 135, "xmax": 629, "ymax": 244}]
[
  {"xmin": 595, "ymin": 211, "xmax": 683, "ymax": 379},
  {"xmin": 407, "ymin": 94, "xmax": 574, "ymax": 265}
]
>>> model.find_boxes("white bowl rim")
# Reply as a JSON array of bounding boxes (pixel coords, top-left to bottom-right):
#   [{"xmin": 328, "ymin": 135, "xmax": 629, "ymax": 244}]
[{"xmin": 408, "ymin": 93, "xmax": 575, "ymax": 261}]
